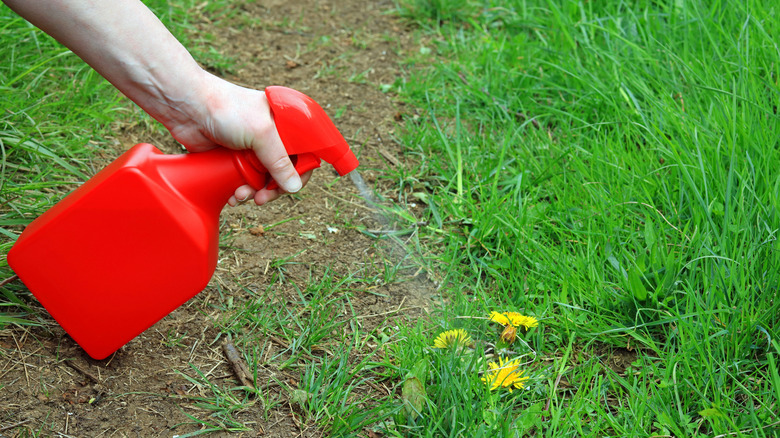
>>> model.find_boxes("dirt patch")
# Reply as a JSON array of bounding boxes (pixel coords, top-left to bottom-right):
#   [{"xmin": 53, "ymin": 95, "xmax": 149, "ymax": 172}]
[
  {"xmin": 0, "ymin": 1, "xmax": 434, "ymax": 436},
  {"xmin": 598, "ymin": 345, "xmax": 637, "ymax": 375}
]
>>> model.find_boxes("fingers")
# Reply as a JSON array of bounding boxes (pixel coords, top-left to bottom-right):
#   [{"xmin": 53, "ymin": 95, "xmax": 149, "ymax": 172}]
[
  {"xmin": 228, "ymin": 186, "xmax": 280, "ymax": 207},
  {"xmin": 252, "ymin": 188, "xmax": 283, "ymax": 206},
  {"xmin": 229, "ymin": 171, "xmax": 313, "ymax": 207},
  {"xmin": 227, "ymin": 185, "xmax": 254, "ymax": 207},
  {"xmin": 252, "ymin": 169, "xmax": 313, "ymax": 205}
]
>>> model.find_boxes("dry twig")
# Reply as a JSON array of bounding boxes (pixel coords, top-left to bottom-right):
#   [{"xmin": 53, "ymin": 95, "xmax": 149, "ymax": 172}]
[
  {"xmin": 0, "ymin": 419, "xmax": 32, "ymax": 432},
  {"xmin": 0, "ymin": 274, "xmax": 19, "ymax": 288},
  {"xmin": 222, "ymin": 341, "xmax": 255, "ymax": 390},
  {"xmin": 64, "ymin": 360, "xmax": 101, "ymax": 384}
]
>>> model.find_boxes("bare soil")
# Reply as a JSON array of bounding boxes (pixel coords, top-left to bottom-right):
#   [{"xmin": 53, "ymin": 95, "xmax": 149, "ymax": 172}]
[{"xmin": 0, "ymin": 1, "xmax": 433, "ymax": 436}]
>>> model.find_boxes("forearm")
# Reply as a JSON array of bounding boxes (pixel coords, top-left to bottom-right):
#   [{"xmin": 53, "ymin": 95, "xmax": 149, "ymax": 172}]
[
  {"xmin": 5, "ymin": 0, "xmax": 305, "ymax": 198},
  {"xmin": 2, "ymin": 0, "xmax": 207, "ymax": 129}
]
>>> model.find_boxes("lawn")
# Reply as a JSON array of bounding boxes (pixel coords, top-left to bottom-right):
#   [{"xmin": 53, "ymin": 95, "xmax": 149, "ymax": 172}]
[
  {"xmin": 385, "ymin": 0, "xmax": 780, "ymax": 436},
  {"xmin": 2, "ymin": 0, "xmax": 779, "ymax": 436}
]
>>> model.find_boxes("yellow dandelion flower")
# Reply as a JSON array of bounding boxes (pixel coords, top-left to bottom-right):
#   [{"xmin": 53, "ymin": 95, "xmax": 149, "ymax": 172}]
[
  {"xmin": 505, "ymin": 312, "xmax": 538, "ymax": 330},
  {"xmin": 489, "ymin": 311, "xmax": 511, "ymax": 326},
  {"xmin": 481, "ymin": 357, "xmax": 529, "ymax": 392},
  {"xmin": 433, "ymin": 329, "xmax": 473, "ymax": 349},
  {"xmin": 489, "ymin": 311, "xmax": 538, "ymax": 330}
]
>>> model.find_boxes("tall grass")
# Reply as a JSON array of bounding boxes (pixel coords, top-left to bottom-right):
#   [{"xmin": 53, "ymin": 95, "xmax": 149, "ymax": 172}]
[{"xmin": 385, "ymin": 0, "xmax": 780, "ymax": 436}]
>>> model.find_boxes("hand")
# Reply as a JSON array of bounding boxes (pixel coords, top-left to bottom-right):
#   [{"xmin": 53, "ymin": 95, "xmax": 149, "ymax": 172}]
[{"xmin": 166, "ymin": 71, "xmax": 310, "ymax": 206}]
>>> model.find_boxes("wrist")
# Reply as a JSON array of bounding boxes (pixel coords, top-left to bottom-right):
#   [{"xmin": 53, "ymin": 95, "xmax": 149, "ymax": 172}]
[{"xmin": 146, "ymin": 65, "xmax": 212, "ymax": 131}]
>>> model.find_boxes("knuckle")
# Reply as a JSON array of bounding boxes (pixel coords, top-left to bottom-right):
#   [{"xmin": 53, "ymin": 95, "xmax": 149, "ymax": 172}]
[{"xmin": 266, "ymin": 155, "xmax": 294, "ymax": 174}]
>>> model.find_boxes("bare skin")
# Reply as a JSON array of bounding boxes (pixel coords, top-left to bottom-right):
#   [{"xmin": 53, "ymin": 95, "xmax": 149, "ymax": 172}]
[{"xmin": 2, "ymin": 0, "xmax": 310, "ymax": 206}]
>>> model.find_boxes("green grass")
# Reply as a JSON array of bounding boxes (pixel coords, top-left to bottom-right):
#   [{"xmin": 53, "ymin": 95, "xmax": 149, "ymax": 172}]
[
  {"xmin": 380, "ymin": 0, "xmax": 780, "ymax": 436},
  {"xmin": 4, "ymin": 0, "xmax": 780, "ymax": 436},
  {"xmin": 210, "ymin": 261, "xmax": 401, "ymax": 435}
]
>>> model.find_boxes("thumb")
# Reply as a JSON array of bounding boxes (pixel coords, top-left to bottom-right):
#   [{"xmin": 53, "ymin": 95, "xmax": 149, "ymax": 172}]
[
  {"xmin": 254, "ymin": 144, "xmax": 302, "ymax": 193},
  {"xmin": 253, "ymin": 94, "xmax": 302, "ymax": 193}
]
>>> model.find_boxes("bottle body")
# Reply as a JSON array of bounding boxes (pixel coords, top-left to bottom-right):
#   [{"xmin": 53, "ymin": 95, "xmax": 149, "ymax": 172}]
[{"xmin": 8, "ymin": 143, "xmax": 242, "ymax": 359}]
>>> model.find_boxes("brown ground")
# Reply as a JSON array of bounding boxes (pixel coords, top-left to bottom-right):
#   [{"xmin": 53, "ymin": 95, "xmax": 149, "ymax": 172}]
[{"xmin": 0, "ymin": 0, "xmax": 434, "ymax": 436}]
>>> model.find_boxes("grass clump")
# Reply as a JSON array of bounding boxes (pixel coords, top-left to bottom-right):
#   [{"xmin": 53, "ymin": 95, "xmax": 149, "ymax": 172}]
[
  {"xmin": 383, "ymin": 0, "xmax": 780, "ymax": 436},
  {"xmin": 375, "ymin": 309, "xmax": 541, "ymax": 436}
]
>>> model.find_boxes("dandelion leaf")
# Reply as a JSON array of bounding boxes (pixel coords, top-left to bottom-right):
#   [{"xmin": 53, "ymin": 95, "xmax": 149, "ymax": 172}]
[
  {"xmin": 628, "ymin": 266, "xmax": 648, "ymax": 301},
  {"xmin": 402, "ymin": 376, "xmax": 426, "ymax": 419},
  {"xmin": 290, "ymin": 389, "xmax": 311, "ymax": 406}
]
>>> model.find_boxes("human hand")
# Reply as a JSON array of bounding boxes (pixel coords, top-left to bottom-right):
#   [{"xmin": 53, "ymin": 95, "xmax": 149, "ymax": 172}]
[{"xmin": 166, "ymin": 71, "xmax": 311, "ymax": 206}]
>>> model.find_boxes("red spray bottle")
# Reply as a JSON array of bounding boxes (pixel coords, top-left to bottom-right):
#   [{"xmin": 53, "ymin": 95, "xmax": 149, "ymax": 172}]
[{"xmin": 7, "ymin": 86, "xmax": 358, "ymax": 359}]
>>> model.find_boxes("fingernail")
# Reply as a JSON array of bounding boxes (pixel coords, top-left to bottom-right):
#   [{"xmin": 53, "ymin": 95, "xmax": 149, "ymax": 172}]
[{"xmin": 283, "ymin": 176, "xmax": 302, "ymax": 193}]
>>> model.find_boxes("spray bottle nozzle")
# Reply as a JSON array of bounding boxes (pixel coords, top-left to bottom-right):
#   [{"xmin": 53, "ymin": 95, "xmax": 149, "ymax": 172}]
[{"xmin": 260, "ymin": 86, "xmax": 358, "ymax": 190}]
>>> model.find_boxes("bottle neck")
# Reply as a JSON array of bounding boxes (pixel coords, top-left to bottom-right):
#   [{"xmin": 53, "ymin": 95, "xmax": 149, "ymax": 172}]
[
  {"xmin": 231, "ymin": 150, "xmax": 268, "ymax": 191},
  {"xmin": 152, "ymin": 148, "xmax": 267, "ymax": 218}
]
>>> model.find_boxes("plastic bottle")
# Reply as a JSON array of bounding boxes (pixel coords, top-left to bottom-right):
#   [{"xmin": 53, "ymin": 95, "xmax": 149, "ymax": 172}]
[{"xmin": 7, "ymin": 86, "xmax": 358, "ymax": 359}]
